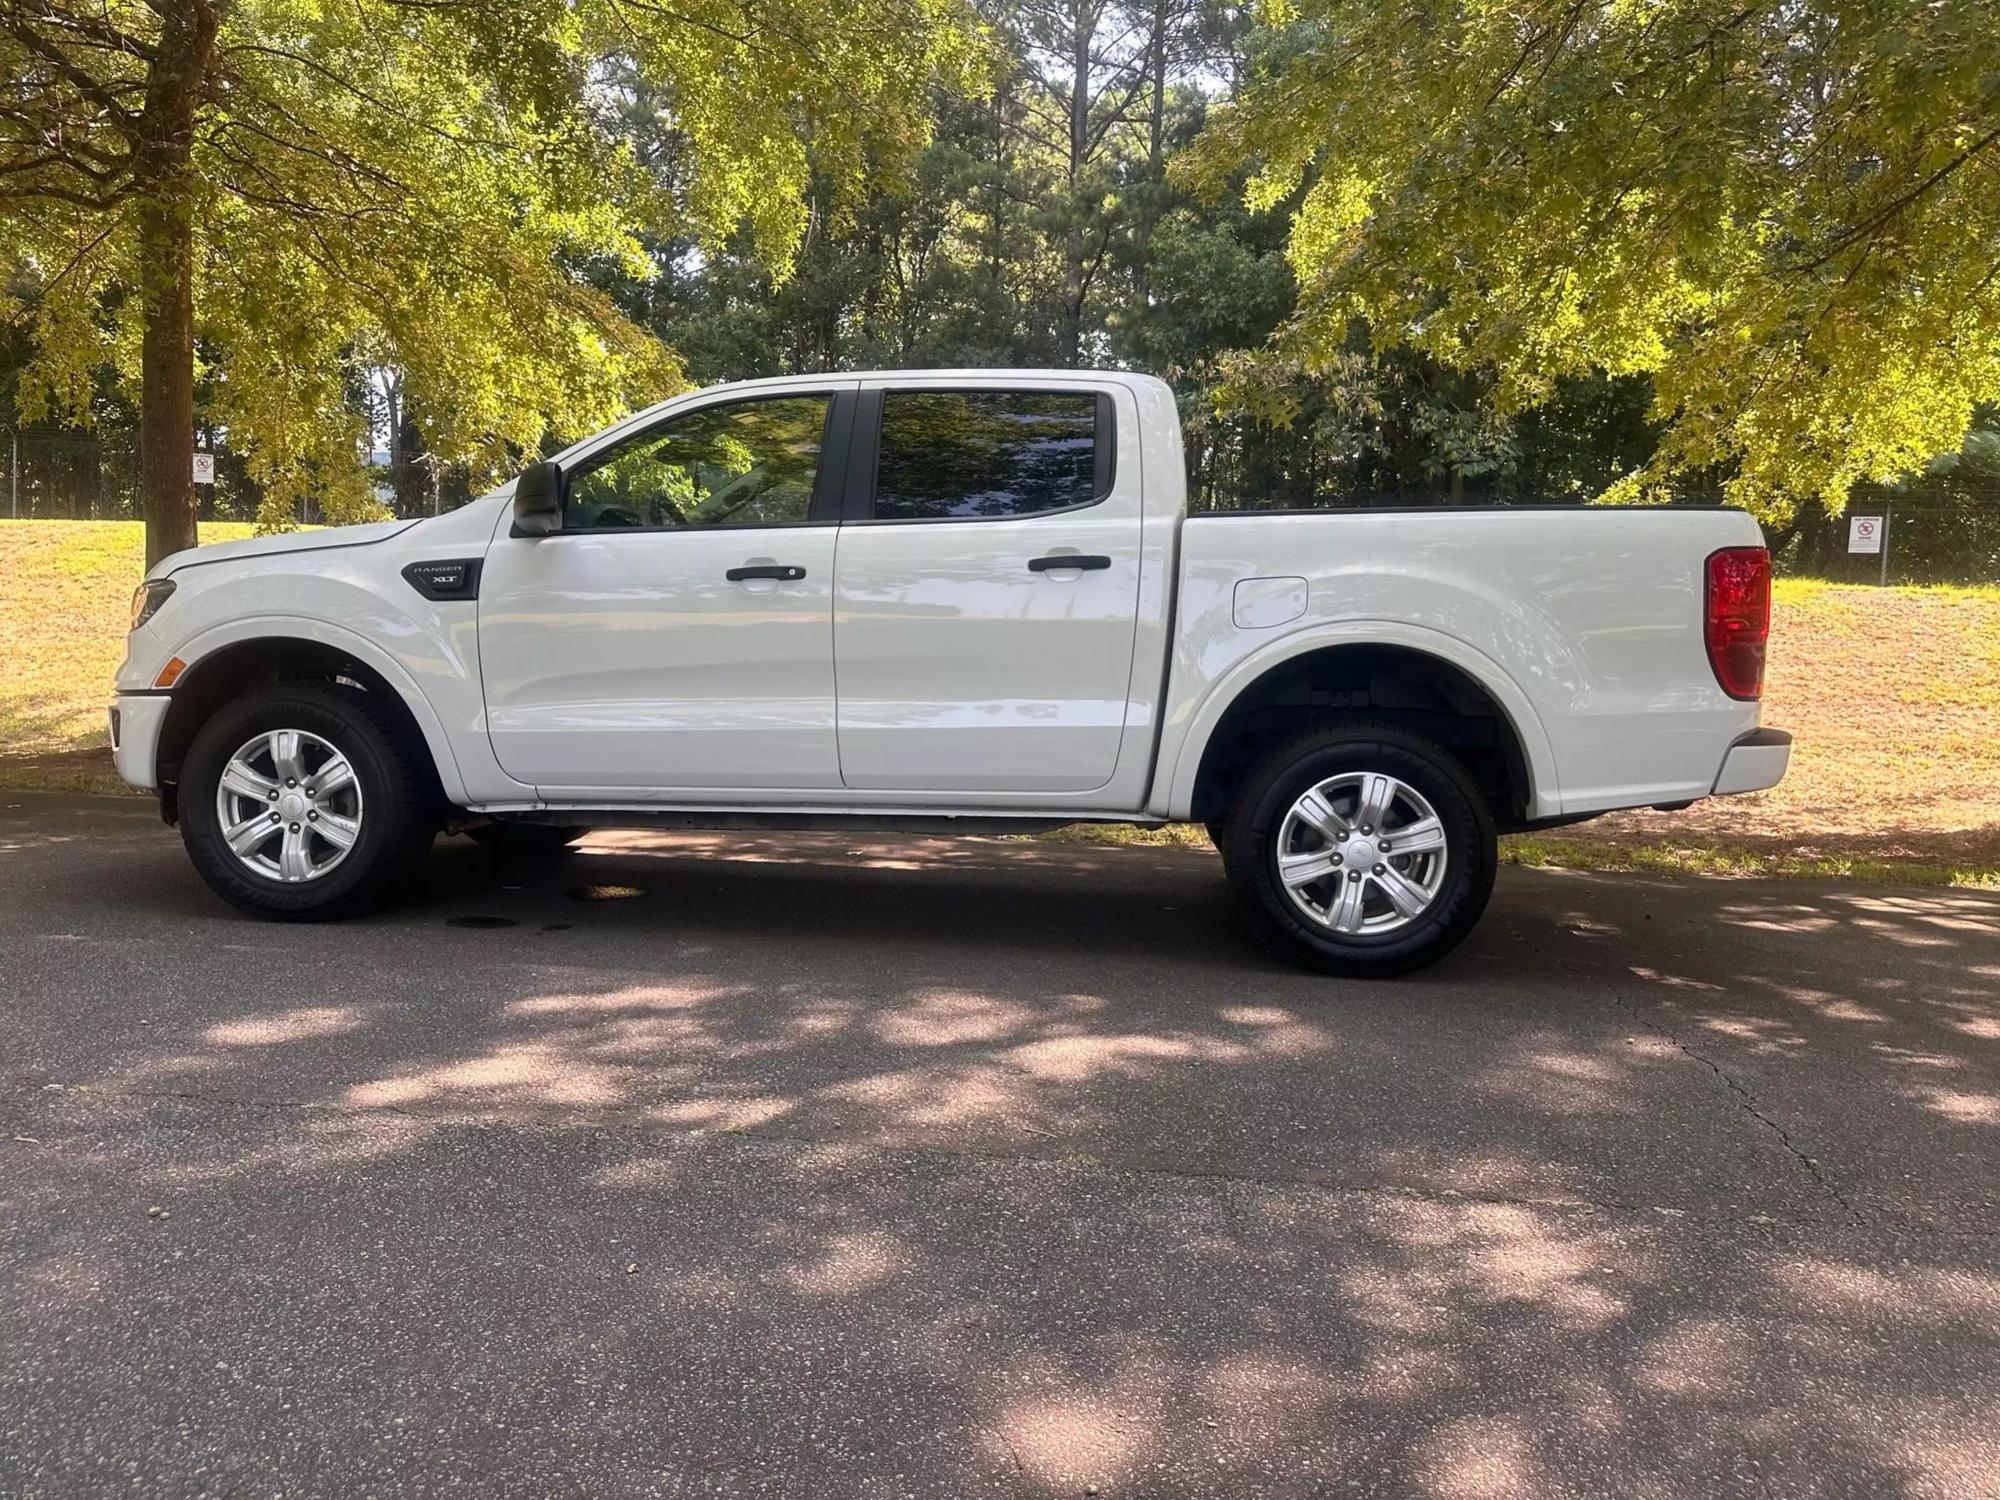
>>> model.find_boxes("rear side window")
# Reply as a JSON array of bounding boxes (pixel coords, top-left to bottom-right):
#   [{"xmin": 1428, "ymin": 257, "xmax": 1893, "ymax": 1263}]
[{"xmin": 873, "ymin": 391, "xmax": 1105, "ymax": 521}]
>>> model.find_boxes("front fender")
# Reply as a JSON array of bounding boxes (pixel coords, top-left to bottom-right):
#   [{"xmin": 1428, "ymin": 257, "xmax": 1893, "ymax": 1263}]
[
  {"xmin": 132, "ymin": 505, "xmax": 532, "ymax": 807},
  {"xmin": 166, "ymin": 613, "xmax": 478, "ymax": 805}
]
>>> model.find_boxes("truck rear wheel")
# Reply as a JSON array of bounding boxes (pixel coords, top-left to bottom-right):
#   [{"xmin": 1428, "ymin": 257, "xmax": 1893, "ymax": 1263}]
[
  {"xmin": 179, "ymin": 684, "xmax": 436, "ymax": 920},
  {"xmin": 1216, "ymin": 720, "xmax": 1496, "ymax": 977}
]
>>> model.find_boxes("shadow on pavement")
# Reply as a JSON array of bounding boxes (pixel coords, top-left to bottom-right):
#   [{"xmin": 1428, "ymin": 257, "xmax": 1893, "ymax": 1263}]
[{"xmin": 3, "ymin": 807, "xmax": 1997, "ymax": 1496}]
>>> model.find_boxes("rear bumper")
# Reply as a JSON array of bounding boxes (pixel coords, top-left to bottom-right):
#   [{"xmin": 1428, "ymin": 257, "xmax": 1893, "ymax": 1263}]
[
  {"xmin": 1711, "ymin": 727, "xmax": 1791, "ymax": 796},
  {"xmin": 109, "ymin": 693, "xmax": 171, "ymax": 793}
]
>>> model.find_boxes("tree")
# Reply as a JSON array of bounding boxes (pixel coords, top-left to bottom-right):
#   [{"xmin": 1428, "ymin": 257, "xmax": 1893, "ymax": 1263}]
[
  {"xmin": 1, "ymin": 0, "xmax": 975, "ymax": 564},
  {"xmin": 1004, "ymin": 0, "xmax": 1154, "ymax": 365},
  {"xmin": 1184, "ymin": 0, "xmax": 2000, "ymax": 520}
]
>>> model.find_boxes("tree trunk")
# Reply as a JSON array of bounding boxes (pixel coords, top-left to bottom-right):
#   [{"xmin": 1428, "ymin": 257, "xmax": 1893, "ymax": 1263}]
[
  {"xmin": 987, "ymin": 83, "xmax": 1008, "ymax": 289},
  {"xmin": 1058, "ymin": 0, "xmax": 1095, "ymax": 368},
  {"xmin": 1132, "ymin": 0, "xmax": 1170, "ymax": 320},
  {"xmin": 383, "ymin": 371, "xmax": 407, "ymax": 517},
  {"xmin": 139, "ymin": 199, "xmax": 198, "ymax": 567},
  {"xmin": 133, "ymin": 0, "xmax": 219, "ymax": 569}
]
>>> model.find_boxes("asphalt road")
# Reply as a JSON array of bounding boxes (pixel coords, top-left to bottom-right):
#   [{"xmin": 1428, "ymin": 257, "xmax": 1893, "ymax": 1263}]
[{"xmin": 2, "ymin": 792, "xmax": 1997, "ymax": 1499}]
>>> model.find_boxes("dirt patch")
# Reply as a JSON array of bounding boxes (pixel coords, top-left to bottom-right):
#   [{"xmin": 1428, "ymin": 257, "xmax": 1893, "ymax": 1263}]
[
  {"xmin": 1562, "ymin": 582, "xmax": 2000, "ymax": 868},
  {"xmin": 0, "ymin": 744, "xmax": 131, "ymax": 795}
]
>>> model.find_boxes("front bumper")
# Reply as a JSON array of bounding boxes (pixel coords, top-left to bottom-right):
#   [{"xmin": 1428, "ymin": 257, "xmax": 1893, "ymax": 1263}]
[
  {"xmin": 109, "ymin": 693, "xmax": 172, "ymax": 792},
  {"xmin": 1712, "ymin": 727, "xmax": 1791, "ymax": 796}
]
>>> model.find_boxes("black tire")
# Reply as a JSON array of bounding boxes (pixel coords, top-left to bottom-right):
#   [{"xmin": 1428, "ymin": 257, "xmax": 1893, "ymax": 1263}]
[
  {"xmin": 179, "ymin": 683, "xmax": 436, "ymax": 920},
  {"xmin": 465, "ymin": 822, "xmax": 587, "ymax": 855},
  {"xmin": 1216, "ymin": 720, "xmax": 1496, "ymax": 977}
]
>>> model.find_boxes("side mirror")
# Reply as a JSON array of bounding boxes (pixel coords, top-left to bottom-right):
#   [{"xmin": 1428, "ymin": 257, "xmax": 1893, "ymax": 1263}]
[{"xmin": 511, "ymin": 460, "xmax": 563, "ymax": 537}]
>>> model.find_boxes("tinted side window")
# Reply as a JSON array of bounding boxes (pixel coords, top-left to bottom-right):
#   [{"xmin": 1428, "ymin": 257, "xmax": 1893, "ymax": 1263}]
[
  {"xmin": 874, "ymin": 392, "xmax": 1100, "ymax": 520},
  {"xmin": 565, "ymin": 396, "xmax": 830, "ymax": 530}
]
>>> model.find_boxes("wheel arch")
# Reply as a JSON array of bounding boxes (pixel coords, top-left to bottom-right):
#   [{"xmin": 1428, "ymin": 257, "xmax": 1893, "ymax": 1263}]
[
  {"xmin": 155, "ymin": 621, "xmax": 466, "ymax": 817},
  {"xmin": 1167, "ymin": 627, "xmax": 1559, "ymax": 826}
]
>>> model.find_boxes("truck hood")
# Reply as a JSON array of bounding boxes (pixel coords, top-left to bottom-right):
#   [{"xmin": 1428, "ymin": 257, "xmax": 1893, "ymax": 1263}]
[{"xmin": 154, "ymin": 519, "xmax": 420, "ymax": 579}]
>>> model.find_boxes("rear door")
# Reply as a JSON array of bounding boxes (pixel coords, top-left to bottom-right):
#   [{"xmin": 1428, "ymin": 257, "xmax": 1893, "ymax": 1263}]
[{"xmin": 831, "ymin": 379, "xmax": 1143, "ymax": 793}]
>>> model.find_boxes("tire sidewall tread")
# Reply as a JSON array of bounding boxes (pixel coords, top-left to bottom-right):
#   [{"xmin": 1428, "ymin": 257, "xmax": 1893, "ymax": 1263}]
[
  {"xmin": 1219, "ymin": 719, "xmax": 1498, "ymax": 977},
  {"xmin": 179, "ymin": 683, "xmax": 434, "ymax": 920}
]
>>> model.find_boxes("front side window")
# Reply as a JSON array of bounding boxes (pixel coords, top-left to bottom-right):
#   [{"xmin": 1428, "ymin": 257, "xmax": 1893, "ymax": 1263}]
[
  {"xmin": 873, "ymin": 392, "xmax": 1101, "ymax": 521},
  {"xmin": 564, "ymin": 395, "xmax": 831, "ymax": 530}
]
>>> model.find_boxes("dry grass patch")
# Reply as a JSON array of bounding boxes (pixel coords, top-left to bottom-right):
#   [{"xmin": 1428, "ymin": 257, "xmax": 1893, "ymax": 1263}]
[
  {"xmin": 0, "ymin": 520, "xmax": 256, "ymax": 776},
  {"xmin": 1562, "ymin": 578, "xmax": 2000, "ymax": 874}
]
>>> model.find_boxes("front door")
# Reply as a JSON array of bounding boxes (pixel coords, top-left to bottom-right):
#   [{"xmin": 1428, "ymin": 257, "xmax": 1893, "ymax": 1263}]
[
  {"xmin": 480, "ymin": 388, "xmax": 849, "ymax": 791},
  {"xmin": 832, "ymin": 383, "xmax": 1143, "ymax": 793}
]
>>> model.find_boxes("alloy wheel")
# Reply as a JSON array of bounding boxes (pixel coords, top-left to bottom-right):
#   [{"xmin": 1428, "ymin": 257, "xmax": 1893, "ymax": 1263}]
[
  {"xmin": 1274, "ymin": 771, "xmax": 1449, "ymax": 935},
  {"xmin": 214, "ymin": 728, "xmax": 364, "ymax": 883}
]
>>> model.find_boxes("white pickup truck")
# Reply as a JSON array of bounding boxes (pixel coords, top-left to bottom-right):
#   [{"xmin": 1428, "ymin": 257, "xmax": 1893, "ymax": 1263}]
[{"xmin": 113, "ymin": 370, "xmax": 1789, "ymax": 974}]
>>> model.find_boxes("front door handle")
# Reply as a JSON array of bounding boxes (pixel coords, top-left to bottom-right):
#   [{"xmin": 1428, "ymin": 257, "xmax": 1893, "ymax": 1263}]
[
  {"xmin": 726, "ymin": 564, "xmax": 806, "ymax": 582},
  {"xmin": 1027, "ymin": 554, "xmax": 1112, "ymax": 573}
]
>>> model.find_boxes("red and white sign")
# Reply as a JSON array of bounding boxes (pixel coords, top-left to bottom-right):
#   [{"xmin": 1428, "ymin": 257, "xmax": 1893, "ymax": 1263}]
[{"xmin": 1847, "ymin": 515, "xmax": 1883, "ymax": 554}]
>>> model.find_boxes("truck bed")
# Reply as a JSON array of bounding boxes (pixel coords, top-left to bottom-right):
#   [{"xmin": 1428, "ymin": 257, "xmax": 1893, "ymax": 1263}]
[{"xmin": 1151, "ymin": 505, "xmax": 1771, "ymax": 821}]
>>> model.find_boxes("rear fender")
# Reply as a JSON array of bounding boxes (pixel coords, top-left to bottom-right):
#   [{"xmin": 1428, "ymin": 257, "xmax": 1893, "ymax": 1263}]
[{"xmin": 1157, "ymin": 620, "xmax": 1561, "ymax": 821}]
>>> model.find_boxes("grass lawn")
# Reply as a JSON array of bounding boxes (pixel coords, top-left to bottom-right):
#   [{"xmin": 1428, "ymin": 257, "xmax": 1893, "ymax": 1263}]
[
  {"xmin": 1538, "ymin": 577, "xmax": 2000, "ymax": 886},
  {"xmin": 3, "ymin": 521, "xmax": 1997, "ymax": 885},
  {"xmin": 0, "ymin": 519, "xmax": 258, "ymax": 791}
]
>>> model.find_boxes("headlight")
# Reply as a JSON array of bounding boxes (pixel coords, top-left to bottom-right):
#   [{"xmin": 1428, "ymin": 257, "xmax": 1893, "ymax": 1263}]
[{"xmin": 130, "ymin": 579, "xmax": 176, "ymax": 631}]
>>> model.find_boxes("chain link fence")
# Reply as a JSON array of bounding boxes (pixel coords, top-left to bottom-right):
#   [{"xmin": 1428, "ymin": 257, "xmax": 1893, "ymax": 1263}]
[
  {"xmin": 1775, "ymin": 478, "xmax": 2000, "ymax": 587},
  {"xmin": 1, "ymin": 428, "xmax": 478, "ymax": 525},
  {"xmin": 2, "ymin": 427, "xmax": 271, "ymax": 523}
]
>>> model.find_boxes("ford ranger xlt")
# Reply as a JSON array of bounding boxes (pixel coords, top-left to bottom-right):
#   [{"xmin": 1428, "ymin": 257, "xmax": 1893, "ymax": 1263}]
[{"xmin": 112, "ymin": 371, "xmax": 1790, "ymax": 974}]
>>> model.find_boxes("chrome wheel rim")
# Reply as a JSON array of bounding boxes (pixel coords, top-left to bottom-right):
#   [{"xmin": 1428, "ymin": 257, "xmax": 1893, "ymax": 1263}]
[
  {"xmin": 215, "ymin": 729, "xmax": 364, "ymax": 884},
  {"xmin": 1275, "ymin": 771, "xmax": 1450, "ymax": 936}
]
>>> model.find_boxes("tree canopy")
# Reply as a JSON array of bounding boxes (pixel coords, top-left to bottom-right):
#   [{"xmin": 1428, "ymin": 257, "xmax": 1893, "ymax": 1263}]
[
  {"xmin": 1185, "ymin": 0, "xmax": 2000, "ymax": 520},
  {"xmin": 5, "ymin": 0, "xmax": 1997, "ymax": 558},
  {"xmin": 2, "ymin": 0, "xmax": 976, "ymax": 559}
]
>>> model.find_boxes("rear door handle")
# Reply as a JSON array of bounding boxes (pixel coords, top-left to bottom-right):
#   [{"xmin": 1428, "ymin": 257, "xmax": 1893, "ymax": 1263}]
[
  {"xmin": 726, "ymin": 564, "xmax": 806, "ymax": 582},
  {"xmin": 1027, "ymin": 554, "xmax": 1112, "ymax": 573}
]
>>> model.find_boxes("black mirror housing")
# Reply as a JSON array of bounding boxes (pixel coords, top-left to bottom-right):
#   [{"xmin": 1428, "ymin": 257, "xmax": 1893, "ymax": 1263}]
[{"xmin": 511, "ymin": 460, "xmax": 563, "ymax": 537}]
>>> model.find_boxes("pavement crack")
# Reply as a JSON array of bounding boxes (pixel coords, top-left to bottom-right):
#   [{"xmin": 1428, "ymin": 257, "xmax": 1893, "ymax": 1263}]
[
  {"xmin": 1665, "ymin": 1030, "xmax": 1864, "ymax": 1224},
  {"xmin": 1589, "ymin": 961, "xmax": 1867, "ymax": 1227}
]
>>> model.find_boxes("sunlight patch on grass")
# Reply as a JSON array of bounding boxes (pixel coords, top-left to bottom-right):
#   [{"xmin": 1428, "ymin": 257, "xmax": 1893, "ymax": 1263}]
[
  {"xmin": 1031, "ymin": 822, "xmax": 1213, "ymax": 849},
  {"xmin": 1773, "ymin": 576, "xmax": 2000, "ymax": 606},
  {"xmin": 0, "ymin": 520, "xmax": 257, "ymax": 756},
  {"xmin": 1501, "ymin": 835, "xmax": 2000, "ymax": 892}
]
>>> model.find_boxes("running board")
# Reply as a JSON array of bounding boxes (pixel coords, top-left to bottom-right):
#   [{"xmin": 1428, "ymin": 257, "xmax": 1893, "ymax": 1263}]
[{"xmin": 468, "ymin": 808, "xmax": 1166, "ymax": 838}]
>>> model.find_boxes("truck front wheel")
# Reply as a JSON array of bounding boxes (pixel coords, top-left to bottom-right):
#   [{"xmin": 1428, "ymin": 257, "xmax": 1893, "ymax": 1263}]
[
  {"xmin": 179, "ymin": 684, "xmax": 436, "ymax": 920},
  {"xmin": 1216, "ymin": 721, "xmax": 1497, "ymax": 977}
]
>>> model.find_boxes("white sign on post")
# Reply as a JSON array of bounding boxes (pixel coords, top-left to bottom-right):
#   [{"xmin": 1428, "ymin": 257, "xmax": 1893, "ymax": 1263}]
[
  {"xmin": 192, "ymin": 452, "xmax": 216, "ymax": 486},
  {"xmin": 1847, "ymin": 515, "xmax": 1883, "ymax": 554}
]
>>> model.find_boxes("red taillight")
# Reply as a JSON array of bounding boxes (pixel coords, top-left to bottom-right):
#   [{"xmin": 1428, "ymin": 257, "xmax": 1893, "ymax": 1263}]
[{"xmin": 1705, "ymin": 547, "xmax": 1770, "ymax": 700}]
